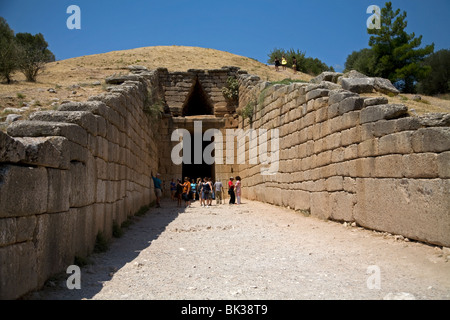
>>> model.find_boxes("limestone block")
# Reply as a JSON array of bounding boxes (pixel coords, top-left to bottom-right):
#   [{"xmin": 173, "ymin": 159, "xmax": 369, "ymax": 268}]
[
  {"xmin": 341, "ymin": 77, "xmax": 375, "ymax": 93},
  {"xmin": 0, "ymin": 218, "xmax": 15, "ymax": 246},
  {"xmin": 357, "ymin": 138, "xmax": 379, "ymax": 158},
  {"xmin": 372, "ymin": 120, "xmax": 397, "ymax": 137},
  {"xmin": 326, "ymin": 176, "xmax": 344, "ymax": 191},
  {"xmin": 7, "ymin": 121, "xmax": 88, "ymax": 147},
  {"xmin": 374, "ymin": 154, "xmax": 404, "ymax": 178},
  {"xmin": 14, "ymin": 136, "xmax": 70, "ymax": 169},
  {"xmin": 363, "ymin": 96, "xmax": 389, "ymax": 107},
  {"xmin": 411, "ymin": 127, "xmax": 450, "ymax": 153},
  {"xmin": 0, "ymin": 242, "xmax": 38, "ymax": 300},
  {"xmin": 47, "ymin": 168, "xmax": 71, "ymax": 213},
  {"xmin": 341, "ymin": 111, "xmax": 360, "ymax": 129},
  {"xmin": 71, "ymin": 206, "xmax": 96, "ymax": 258},
  {"xmin": 355, "ymin": 178, "xmax": 450, "ymax": 247},
  {"xmin": 29, "ymin": 111, "xmax": 98, "ymax": 136},
  {"xmin": 373, "ymin": 77, "xmax": 400, "ymax": 95},
  {"xmin": 395, "ymin": 117, "xmax": 422, "ymax": 132},
  {"xmin": 0, "ymin": 165, "xmax": 48, "ymax": 218},
  {"xmin": 330, "ymin": 192, "xmax": 356, "ymax": 222},
  {"xmin": 352, "ymin": 157, "xmax": 375, "ymax": 178},
  {"xmin": 16, "ymin": 216, "xmax": 37, "ymax": 243},
  {"xmin": 69, "ymin": 155, "xmax": 96, "ymax": 208},
  {"xmin": 34, "ymin": 211, "xmax": 76, "ymax": 288},
  {"xmin": 290, "ymin": 190, "xmax": 311, "ymax": 211},
  {"xmin": 310, "ymin": 192, "xmax": 331, "ymax": 220},
  {"xmin": 378, "ymin": 131, "xmax": 413, "ymax": 155},
  {"xmin": 341, "ymin": 127, "xmax": 360, "ymax": 147},
  {"xmin": 327, "ymin": 103, "xmax": 339, "ymax": 119},
  {"xmin": 437, "ymin": 152, "xmax": 450, "ymax": 178},
  {"xmin": 417, "ymin": 113, "xmax": 450, "ymax": 127},
  {"xmin": 360, "ymin": 104, "xmax": 408, "ymax": 124},
  {"xmin": 328, "ymin": 90, "xmax": 358, "ymax": 105},
  {"xmin": 403, "ymin": 153, "xmax": 438, "ymax": 178},
  {"xmin": 0, "ymin": 131, "xmax": 25, "ymax": 163},
  {"xmin": 67, "ymin": 140, "xmax": 89, "ymax": 164},
  {"xmin": 338, "ymin": 97, "xmax": 364, "ymax": 115},
  {"xmin": 343, "ymin": 144, "xmax": 358, "ymax": 160}
]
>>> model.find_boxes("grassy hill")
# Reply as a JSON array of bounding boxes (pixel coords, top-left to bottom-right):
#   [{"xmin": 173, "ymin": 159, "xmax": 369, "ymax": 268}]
[{"xmin": 0, "ymin": 45, "xmax": 449, "ymax": 124}]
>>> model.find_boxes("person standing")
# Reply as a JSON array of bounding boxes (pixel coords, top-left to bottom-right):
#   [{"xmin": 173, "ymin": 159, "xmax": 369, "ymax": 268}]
[
  {"xmin": 182, "ymin": 177, "xmax": 191, "ymax": 207},
  {"xmin": 202, "ymin": 177, "xmax": 213, "ymax": 207},
  {"xmin": 292, "ymin": 56, "xmax": 297, "ymax": 74},
  {"xmin": 274, "ymin": 57, "xmax": 281, "ymax": 72},
  {"xmin": 190, "ymin": 179, "xmax": 197, "ymax": 202},
  {"xmin": 281, "ymin": 56, "xmax": 288, "ymax": 71},
  {"xmin": 170, "ymin": 178, "xmax": 176, "ymax": 201},
  {"xmin": 228, "ymin": 177, "xmax": 235, "ymax": 205},
  {"xmin": 235, "ymin": 176, "xmax": 242, "ymax": 205},
  {"xmin": 214, "ymin": 179, "xmax": 224, "ymax": 205},
  {"xmin": 151, "ymin": 171, "xmax": 162, "ymax": 208},
  {"xmin": 176, "ymin": 179, "xmax": 183, "ymax": 207}
]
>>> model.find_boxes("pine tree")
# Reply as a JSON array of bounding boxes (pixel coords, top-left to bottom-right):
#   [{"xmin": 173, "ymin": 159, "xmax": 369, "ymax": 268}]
[
  {"xmin": 0, "ymin": 17, "xmax": 18, "ymax": 84},
  {"xmin": 368, "ymin": 2, "xmax": 434, "ymax": 92}
]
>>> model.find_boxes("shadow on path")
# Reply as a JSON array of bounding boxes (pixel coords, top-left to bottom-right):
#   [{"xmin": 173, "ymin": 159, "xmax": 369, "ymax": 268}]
[{"xmin": 29, "ymin": 198, "xmax": 185, "ymax": 300}]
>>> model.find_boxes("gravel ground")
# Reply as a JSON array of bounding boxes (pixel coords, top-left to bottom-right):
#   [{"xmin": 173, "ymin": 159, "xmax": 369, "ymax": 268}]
[{"xmin": 29, "ymin": 198, "xmax": 450, "ymax": 300}]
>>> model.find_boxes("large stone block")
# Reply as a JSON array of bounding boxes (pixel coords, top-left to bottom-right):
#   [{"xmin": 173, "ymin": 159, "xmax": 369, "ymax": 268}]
[
  {"xmin": 0, "ymin": 131, "xmax": 25, "ymax": 163},
  {"xmin": 29, "ymin": 111, "xmax": 98, "ymax": 136},
  {"xmin": 15, "ymin": 136, "xmax": 71, "ymax": 169},
  {"xmin": 338, "ymin": 97, "xmax": 364, "ymax": 115},
  {"xmin": 7, "ymin": 121, "xmax": 88, "ymax": 147},
  {"xmin": 411, "ymin": 127, "xmax": 450, "ymax": 153},
  {"xmin": 47, "ymin": 168, "xmax": 71, "ymax": 213},
  {"xmin": 360, "ymin": 104, "xmax": 408, "ymax": 124},
  {"xmin": 34, "ymin": 211, "xmax": 77, "ymax": 288},
  {"xmin": 403, "ymin": 153, "xmax": 438, "ymax": 178},
  {"xmin": 341, "ymin": 77, "xmax": 375, "ymax": 93},
  {"xmin": 310, "ymin": 191, "xmax": 331, "ymax": 220},
  {"xmin": 0, "ymin": 165, "xmax": 48, "ymax": 218},
  {"xmin": 355, "ymin": 178, "xmax": 450, "ymax": 247},
  {"xmin": 0, "ymin": 242, "xmax": 38, "ymax": 299},
  {"xmin": 69, "ymin": 155, "xmax": 96, "ymax": 208},
  {"xmin": 330, "ymin": 192, "xmax": 356, "ymax": 222}
]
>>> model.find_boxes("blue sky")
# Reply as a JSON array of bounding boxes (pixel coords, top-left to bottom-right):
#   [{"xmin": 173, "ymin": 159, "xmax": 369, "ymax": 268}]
[{"xmin": 1, "ymin": 0, "xmax": 449, "ymax": 72}]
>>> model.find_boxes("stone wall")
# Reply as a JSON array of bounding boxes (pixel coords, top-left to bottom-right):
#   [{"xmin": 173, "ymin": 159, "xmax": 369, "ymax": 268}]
[
  {"xmin": 236, "ymin": 74, "xmax": 450, "ymax": 248},
  {"xmin": 1, "ymin": 66, "xmax": 448, "ymax": 299},
  {"xmin": 0, "ymin": 76, "xmax": 160, "ymax": 299},
  {"xmin": 156, "ymin": 67, "xmax": 242, "ymax": 117}
]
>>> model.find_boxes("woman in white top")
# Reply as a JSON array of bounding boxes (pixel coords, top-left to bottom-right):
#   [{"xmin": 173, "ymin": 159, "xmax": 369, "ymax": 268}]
[{"xmin": 235, "ymin": 176, "xmax": 242, "ymax": 205}]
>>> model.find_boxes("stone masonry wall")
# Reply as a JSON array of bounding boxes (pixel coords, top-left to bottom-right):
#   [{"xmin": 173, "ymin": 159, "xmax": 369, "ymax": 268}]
[
  {"xmin": 0, "ymin": 76, "xmax": 160, "ymax": 299},
  {"xmin": 236, "ymin": 74, "xmax": 450, "ymax": 248}
]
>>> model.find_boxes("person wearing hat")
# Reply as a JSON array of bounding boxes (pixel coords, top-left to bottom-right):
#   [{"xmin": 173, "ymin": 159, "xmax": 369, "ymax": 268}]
[
  {"xmin": 228, "ymin": 177, "xmax": 235, "ymax": 205},
  {"xmin": 151, "ymin": 171, "xmax": 162, "ymax": 208}
]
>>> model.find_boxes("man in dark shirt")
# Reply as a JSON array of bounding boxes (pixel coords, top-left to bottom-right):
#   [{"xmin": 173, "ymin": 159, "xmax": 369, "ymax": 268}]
[{"xmin": 151, "ymin": 171, "xmax": 162, "ymax": 208}]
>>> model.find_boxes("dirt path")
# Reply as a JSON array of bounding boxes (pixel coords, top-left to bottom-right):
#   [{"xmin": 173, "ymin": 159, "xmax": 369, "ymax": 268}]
[{"xmin": 29, "ymin": 198, "xmax": 450, "ymax": 300}]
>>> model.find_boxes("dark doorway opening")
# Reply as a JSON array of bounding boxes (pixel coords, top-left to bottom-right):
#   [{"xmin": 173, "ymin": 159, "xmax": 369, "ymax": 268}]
[
  {"xmin": 182, "ymin": 78, "xmax": 213, "ymax": 116},
  {"xmin": 182, "ymin": 132, "xmax": 214, "ymax": 182}
]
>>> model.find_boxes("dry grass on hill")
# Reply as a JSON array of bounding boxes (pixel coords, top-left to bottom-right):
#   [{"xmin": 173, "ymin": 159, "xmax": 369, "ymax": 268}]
[{"xmin": 0, "ymin": 45, "xmax": 449, "ymax": 124}]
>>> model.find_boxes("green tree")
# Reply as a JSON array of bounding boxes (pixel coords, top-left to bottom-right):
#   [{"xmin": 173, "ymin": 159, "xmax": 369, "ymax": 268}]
[
  {"xmin": 0, "ymin": 17, "xmax": 18, "ymax": 84},
  {"xmin": 416, "ymin": 49, "xmax": 450, "ymax": 95},
  {"xmin": 267, "ymin": 48, "xmax": 334, "ymax": 76},
  {"xmin": 15, "ymin": 32, "xmax": 55, "ymax": 82},
  {"xmin": 368, "ymin": 2, "xmax": 434, "ymax": 92},
  {"xmin": 344, "ymin": 48, "xmax": 376, "ymax": 75}
]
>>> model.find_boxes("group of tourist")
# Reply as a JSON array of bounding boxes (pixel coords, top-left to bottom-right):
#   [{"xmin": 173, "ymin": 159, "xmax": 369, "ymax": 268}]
[
  {"xmin": 274, "ymin": 55, "xmax": 297, "ymax": 74},
  {"xmin": 151, "ymin": 172, "xmax": 242, "ymax": 208}
]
